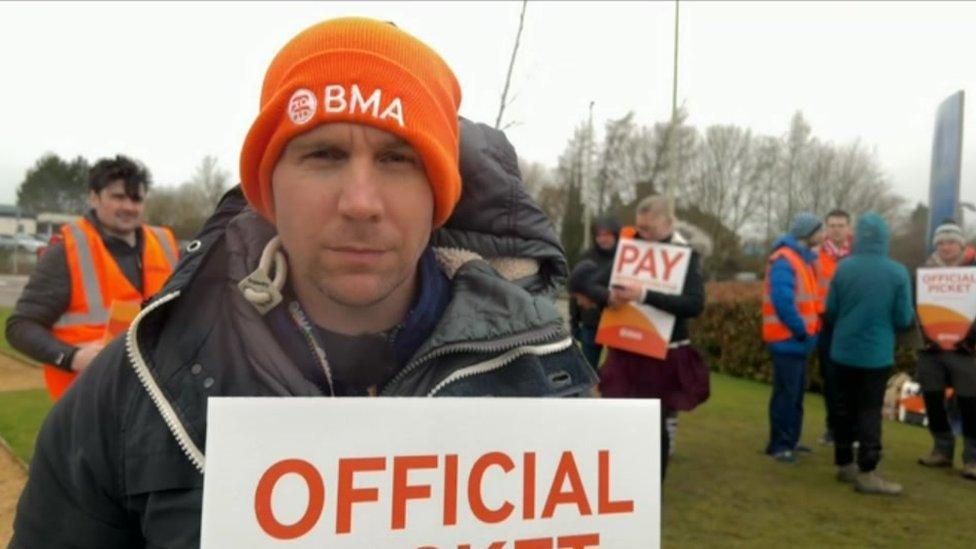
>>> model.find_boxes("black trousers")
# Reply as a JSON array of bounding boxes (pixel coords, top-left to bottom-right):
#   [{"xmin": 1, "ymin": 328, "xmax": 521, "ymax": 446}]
[
  {"xmin": 817, "ymin": 323, "xmax": 840, "ymax": 434},
  {"xmin": 833, "ymin": 363, "xmax": 891, "ymax": 472}
]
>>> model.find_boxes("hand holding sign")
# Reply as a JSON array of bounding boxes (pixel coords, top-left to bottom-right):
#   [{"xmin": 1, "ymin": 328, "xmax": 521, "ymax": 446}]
[
  {"xmin": 608, "ymin": 283, "xmax": 642, "ymax": 309},
  {"xmin": 596, "ymin": 239, "xmax": 691, "ymax": 359}
]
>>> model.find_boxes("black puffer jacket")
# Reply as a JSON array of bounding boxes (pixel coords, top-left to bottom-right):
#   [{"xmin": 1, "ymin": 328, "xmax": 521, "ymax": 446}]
[{"xmin": 432, "ymin": 117, "xmax": 567, "ymax": 297}]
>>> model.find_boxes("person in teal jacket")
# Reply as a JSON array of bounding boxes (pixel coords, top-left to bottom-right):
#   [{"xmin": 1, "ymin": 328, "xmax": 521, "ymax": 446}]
[{"xmin": 825, "ymin": 212, "xmax": 914, "ymax": 495}]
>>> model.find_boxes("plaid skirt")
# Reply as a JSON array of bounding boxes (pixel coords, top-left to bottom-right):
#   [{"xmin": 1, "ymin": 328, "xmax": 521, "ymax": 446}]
[{"xmin": 599, "ymin": 345, "xmax": 710, "ymax": 411}]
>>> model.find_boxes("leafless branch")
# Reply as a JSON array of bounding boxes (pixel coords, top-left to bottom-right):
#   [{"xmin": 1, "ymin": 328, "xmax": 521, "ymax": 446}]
[{"xmin": 495, "ymin": 0, "xmax": 528, "ymax": 129}]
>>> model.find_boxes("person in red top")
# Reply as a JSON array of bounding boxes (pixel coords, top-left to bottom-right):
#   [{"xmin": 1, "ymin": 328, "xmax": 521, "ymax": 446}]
[{"xmin": 815, "ymin": 209, "xmax": 853, "ymax": 445}]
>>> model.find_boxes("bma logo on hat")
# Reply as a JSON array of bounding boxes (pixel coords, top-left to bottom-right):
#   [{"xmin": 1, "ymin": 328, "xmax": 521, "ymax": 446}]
[{"xmin": 288, "ymin": 89, "xmax": 317, "ymax": 125}]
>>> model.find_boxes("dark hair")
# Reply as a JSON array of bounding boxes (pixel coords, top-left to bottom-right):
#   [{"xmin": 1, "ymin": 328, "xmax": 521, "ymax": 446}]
[
  {"xmin": 89, "ymin": 155, "xmax": 152, "ymax": 199},
  {"xmin": 825, "ymin": 209, "xmax": 850, "ymax": 222}
]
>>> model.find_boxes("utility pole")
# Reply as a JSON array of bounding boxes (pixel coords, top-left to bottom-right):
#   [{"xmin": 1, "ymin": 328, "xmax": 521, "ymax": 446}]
[
  {"xmin": 582, "ymin": 100, "xmax": 595, "ymax": 253},
  {"xmin": 668, "ymin": 0, "xmax": 680, "ymax": 208},
  {"xmin": 13, "ymin": 207, "xmax": 20, "ymax": 274}
]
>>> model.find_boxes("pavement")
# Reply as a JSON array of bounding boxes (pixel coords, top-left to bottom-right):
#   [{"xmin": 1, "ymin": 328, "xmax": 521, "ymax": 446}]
[{"xmin": 0, "ymin": 276, "xmax": 27, "ymax": 308}]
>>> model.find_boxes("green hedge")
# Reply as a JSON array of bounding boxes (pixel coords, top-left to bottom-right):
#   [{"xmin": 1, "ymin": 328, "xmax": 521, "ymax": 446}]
[{"xmin": 692, "ymin": 283, "xmax": 917, "ymax": 391}]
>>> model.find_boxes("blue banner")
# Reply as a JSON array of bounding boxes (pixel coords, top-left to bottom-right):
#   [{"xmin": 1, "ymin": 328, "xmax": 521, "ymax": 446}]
[{"xmin": 927, "ymin": 91, "xmax": 965, "ymax": 251}]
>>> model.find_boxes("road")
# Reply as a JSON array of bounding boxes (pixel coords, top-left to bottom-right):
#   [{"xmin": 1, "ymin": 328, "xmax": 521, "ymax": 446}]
[{"xmin": 0, "ymin": 276, "xmax": 26, "ymax": 308}]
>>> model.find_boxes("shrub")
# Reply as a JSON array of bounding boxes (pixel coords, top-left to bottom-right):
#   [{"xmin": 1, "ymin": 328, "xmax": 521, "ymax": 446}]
[{"xmin": 693, "ymin": 282, "xmax": 918, "ymax": 391}]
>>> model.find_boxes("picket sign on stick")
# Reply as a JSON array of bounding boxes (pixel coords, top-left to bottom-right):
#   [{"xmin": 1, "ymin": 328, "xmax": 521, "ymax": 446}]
[
  {"xmin": 916, "ymin": 267, "xmax": 976, "ymax": 350},
  {"xmin": 201, "ymin": 398, "xmax": 660, "ymax": 549},
  {"xmin": 596, "ymin": 239, "xmax": 691, "ymax": 359}
]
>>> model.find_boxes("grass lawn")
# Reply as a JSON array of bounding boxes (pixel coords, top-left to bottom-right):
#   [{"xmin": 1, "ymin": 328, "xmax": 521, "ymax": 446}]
[
  {"xmin": 664, "ymin": 373, "xmax": 972, "ymax": 548},
  {"xmin": 0, "ymin": 389, "xmax": 51, "ymax": 464}
]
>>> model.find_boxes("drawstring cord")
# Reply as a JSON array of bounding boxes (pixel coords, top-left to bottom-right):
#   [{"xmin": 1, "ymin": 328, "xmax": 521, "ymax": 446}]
[{"xmin": 238, "ymin": 235, "xmax": 287, "ymax": 315}]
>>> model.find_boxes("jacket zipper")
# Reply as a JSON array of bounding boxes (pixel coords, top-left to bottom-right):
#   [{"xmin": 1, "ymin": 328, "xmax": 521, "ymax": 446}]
[
  {"xmin": 380, "ymin": 324, "xmax": 568, "ymax": 396},
  {"xmin": 426, "ymin": 337, "xmax": 575, "ymax": 396},
  {"xmin": 125, "ymin": 290, "xmax": 207, "ymax": 474},
  {"xmin": 287, "ymin": 301, "xmax": 336, "ymax": 396}
]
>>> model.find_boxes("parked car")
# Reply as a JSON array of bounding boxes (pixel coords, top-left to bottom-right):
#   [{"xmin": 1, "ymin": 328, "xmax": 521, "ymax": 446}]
[
  {"xmin": 0, "ymin": 235, "xmax": 17, "ymax": 252},
  {"xmin": 15, "ymin": 235, "xmax": 47, "ymax": 253}
]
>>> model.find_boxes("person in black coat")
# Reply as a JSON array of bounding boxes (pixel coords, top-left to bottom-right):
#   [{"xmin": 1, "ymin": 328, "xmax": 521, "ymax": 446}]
[{"xmin": 568, "ymin": 217, "xmax": 621, "ymax": 370}]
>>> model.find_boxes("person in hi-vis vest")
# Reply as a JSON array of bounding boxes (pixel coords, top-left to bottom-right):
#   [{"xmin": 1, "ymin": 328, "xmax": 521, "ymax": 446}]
[
  {"xmin": 762, "ymin": 212, "xmax": 824, "ymax": 463},
  {"xmin": 6, "ymin": 155, "xmax": 178, "ymax": 400}
]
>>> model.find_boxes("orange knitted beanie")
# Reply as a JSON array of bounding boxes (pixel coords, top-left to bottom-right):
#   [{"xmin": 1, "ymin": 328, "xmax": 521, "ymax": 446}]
[{"xmin": 240, "ymin": 17, "xmax": 462, "ymax": 226}]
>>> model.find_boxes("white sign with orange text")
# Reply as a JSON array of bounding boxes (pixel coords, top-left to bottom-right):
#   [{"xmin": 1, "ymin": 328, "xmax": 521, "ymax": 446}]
[
  {"xmin": 201, "ymin": 398, "xmax": 660, "ymax": 549},
  {"xmin": 596, "ymin": 239, "xmax": 691, "ymax": 359},
  {"xmin": 916, "ymin": 267, "xmax": 976, "ymax": 350}
]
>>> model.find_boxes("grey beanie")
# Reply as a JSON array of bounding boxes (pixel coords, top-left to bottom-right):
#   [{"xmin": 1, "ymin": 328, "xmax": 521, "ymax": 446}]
[
  {"xmin": 789, "ymin": 212, "xmax": 822, "ymax": 240},
  {"xmin": 933, "ymin": 221, "xmax": 965, "ymax": 246}
]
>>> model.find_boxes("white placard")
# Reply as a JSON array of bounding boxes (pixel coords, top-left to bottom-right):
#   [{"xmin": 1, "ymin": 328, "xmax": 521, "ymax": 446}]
[
  {"xmin": 916, "ymin": 267, "xmax": 976, "ymax": 350},
  {"xmin": 596, "ymin": 239, "xmax": 691, "ymax": 358},
  {"xmin": 201, "ymin": 398, "xmax": 660, "ymax": 548}
]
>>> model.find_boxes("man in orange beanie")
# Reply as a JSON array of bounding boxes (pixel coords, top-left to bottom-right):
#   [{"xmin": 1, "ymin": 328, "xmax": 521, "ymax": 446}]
[{"xmin": 12, "ymin": 17, "xmax": 592, "ymax": 547}]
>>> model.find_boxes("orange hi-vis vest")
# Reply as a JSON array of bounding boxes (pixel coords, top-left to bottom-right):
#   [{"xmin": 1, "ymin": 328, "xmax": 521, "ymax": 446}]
[
  {"xmin": 44, "ymin": 218, "xmax": 179, "ymax": 400},
  {"xmin": 813, "ymin": 247, "xmax": 839, "ymax": 304},
  {"xmin": 762, "ymin": 247, "xmax": 822, "ymax": 343}
]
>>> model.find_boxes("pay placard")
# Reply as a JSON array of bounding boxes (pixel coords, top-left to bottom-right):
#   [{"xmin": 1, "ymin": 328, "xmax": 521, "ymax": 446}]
[
  {"xmin": 916, "ymin": 267, "xmax": 976, "ymax": 350},
  {"xmin": 201, "ymin": 398, "xmax": 660, "ymax": 549},
  {"xmin": 596, "ymin": 239, "xmax": 691, "ymax": 359}
]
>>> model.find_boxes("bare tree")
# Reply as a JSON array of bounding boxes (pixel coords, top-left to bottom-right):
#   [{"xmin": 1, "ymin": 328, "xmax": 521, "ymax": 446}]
[
  {"xmin": 778, "ymin": 111, "xmax": 812, "ymax": 231},
  {"xmin": 594, "ymin": 112, "xmax": 638, "ymax": 216},
  {"xmin": 686, "ymin": 125, "xmax": 771, "ymax": 240},
  {"xmin": 145, "ymin": 156, "xmax": 231, "ymax": 239},
  {"xmin": 189, "ymin": 155, "xmax": 229, "ymax": 209},
  {"xmin": 494, "ymin": 0, "xmax": 528, "ymax": 130}
]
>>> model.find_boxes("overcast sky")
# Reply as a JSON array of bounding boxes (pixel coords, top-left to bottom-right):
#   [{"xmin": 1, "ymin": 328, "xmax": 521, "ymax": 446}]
[{"xmin": 1, "ymin": 1, "xmax": 974, "ymax": 212}]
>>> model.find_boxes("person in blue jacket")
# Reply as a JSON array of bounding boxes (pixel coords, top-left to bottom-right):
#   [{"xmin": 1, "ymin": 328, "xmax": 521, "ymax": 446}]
[
  {"xmin": 825, "ymin": 212, "xmax": 914, "ymax": 495},
  {"xmin": 763, "ymin": 212, "xmax": 823, "ymax": 463}
]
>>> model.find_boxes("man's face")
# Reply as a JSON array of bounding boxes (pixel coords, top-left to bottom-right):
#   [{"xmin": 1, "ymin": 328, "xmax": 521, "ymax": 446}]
[
  {"xmin": 635, "ymin": 211, "xmax": 673, "ymax": 241},
  {"xmin": 89, "ymin": 180, "xmax": 145, "ymax": 236},
  {"xmin": 807, "ymin": 227, "xmax": 825, "ymax": 247},
  {"xmin": 272, "ymin": 122, "xmax": 434, "ymax": 310},
  {"xmin": 825, "ymin": 215, "xmax": 851, "ymax": 246},
  {"xmin": 937, "ymin": 239, "xmax": 964, "ymax": 264},
  {"xmin": 594, "ymin": 229, "xmax": 616, "ymax": 251}
]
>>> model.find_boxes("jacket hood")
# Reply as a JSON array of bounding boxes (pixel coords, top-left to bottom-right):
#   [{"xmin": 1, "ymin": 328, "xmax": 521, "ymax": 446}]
[
  {"xmin": 430, "ymin": 117, "xmax": 567, "ymax": 297},
  {"xmin": 771, "ymin": 233, "xmax": 817, "ymax": 261},
  {"xmin": 674, "ymin": 221, "xmax": 713, "ymax": 258},
  {"xmin": 586, "ymin": 216, "xmax": 621, "ymax": 257},
  {"xmin": 591, "ymin": 216, "xmax": 621, "ymax": 239},
  {"xmin": 853, "ymin": 212, "xmax": 890, "ymax": 256}
]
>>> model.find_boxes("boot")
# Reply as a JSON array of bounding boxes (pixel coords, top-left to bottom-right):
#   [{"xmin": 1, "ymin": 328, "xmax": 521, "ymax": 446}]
[
  {"xmin": 963, "ymin": 462, "xmax": 976, "ymax": 481},
  {"xmin": 917, "ymin": 451, "xmax": 953, "ymax": 468},
  {"xmin": 855, "ymin": 470, "xmax": 902, "ymax": 495},
  {"xmin": 921, "ymin": 431, "xmax": 956, "ymax": 468},
  {"xmin": 836, "ymin": 463, "xmax": 858, "ymax": 484}
]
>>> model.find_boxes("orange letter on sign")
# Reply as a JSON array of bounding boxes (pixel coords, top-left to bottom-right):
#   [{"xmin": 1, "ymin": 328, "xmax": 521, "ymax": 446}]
[
  {"xmin": 254, "ymin": 459, "xmax": 325, "ymax": 540},
  {"xmin": 541, "ymin": 451, "xmax": 592, "ymax": 518},
  {"xmin": 522, "ymin": 452, "xmax": 536, "ymax": 520},
  {"xmin": 444, "ymin": 454, "xmax": 459, "ymax": 526},
  {"xmin": 598, "ymin": 450, "xmax": 633, "ymax": 514},
  {"xmin": 336, "ymin": 457, "xmax": 386, "ymax": 534},
  {"xmin": 558, "ymin": 533, "xmax": 600, "ymax": 548},
  {"xmin": 468, "ymin": 452, "xmax": 516, "ymax": 523},
  {"xmin": 614, "ymin": 243, "xmax": 639, "ymax": 274},
  {"xmin": 514, "ymin": 538, "xmax": 552, "ymax": 549},
  {"xmin": 392, "ymin": 455, "xmax": 438, "ymax": 530},
  {"xmin": 660, "ymin": 250, "xmax": 685, "ymax": 281}
]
